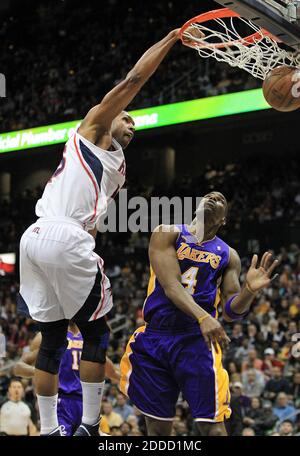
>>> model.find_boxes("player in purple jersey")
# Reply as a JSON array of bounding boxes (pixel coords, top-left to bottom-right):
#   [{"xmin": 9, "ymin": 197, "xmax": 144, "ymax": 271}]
[
  {"xmin": 14, "ymin": 321, "xmax": 120, "ymax": 435},
  {"xmin": 120, "ymin": 192, "xmax": 279, "ymax": 436}
]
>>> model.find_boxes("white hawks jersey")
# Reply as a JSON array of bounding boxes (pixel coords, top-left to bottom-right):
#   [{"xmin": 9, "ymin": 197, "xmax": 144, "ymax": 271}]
[{"xmin": 36, "ymin": 131, "xmax": 126, "ymax": 231}]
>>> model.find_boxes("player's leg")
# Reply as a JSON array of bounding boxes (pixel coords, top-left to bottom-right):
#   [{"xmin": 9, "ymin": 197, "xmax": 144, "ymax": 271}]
[
  {"xmin": 145, "ymin": 417, "xmax": 173, "ymax": 436},
  {"xmin": 174, "ymin": 333, "xmax": 231, "ymax": 437},
  {"xmin": 35, "ymin": 319, "xmax": 69, "ymax": 435},
  {"xmin": 119, "ymin": 327, "xmax": 179, "ymax": 437},
  {"xmin": 72, "ymin": 316, "xmax": 110, "ymax": 435},
  {"xmin": 196, "ymin": 421, "xmax": 227, "ymax": 436}
]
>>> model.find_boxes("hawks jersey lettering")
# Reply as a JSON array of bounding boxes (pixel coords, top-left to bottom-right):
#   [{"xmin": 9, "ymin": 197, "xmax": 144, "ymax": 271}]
[
  {"xmin": 36, "ymin": 132, "xmax": 126, "ymax": 231},
  {"xmin": 143, "ymin": 224, "xmax": 230, "ymax": 329},
  {"xmin": 58, "ymin": 331, "xmax": 82, "ymax": 397}
]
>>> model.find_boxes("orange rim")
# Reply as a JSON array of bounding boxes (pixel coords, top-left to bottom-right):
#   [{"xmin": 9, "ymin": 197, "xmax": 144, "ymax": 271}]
[{"xmin": 180, "ymin": 7, "xmax": 280, "ymax": 49}]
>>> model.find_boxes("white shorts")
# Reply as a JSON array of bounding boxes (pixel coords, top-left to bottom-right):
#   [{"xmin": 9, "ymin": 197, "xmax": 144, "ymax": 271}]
[{"xmin": 19, "ymin": 217, "xmax": 113, "ymax": 323}]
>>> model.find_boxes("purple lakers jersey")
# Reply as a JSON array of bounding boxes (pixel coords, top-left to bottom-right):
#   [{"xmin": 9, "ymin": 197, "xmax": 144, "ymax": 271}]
[
  {"xmin": 143, "ymin": 224, "xmax": 230, "ymax": 329},
  {"xmin": 58, "ymin": 331, "xmax": 82, "ymax": 397}
]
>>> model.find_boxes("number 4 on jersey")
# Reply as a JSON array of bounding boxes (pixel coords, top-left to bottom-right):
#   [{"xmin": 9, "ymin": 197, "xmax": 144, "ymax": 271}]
[{"xmin": 181, "ymin": 266, "xmax": 199, "ymax": 294}]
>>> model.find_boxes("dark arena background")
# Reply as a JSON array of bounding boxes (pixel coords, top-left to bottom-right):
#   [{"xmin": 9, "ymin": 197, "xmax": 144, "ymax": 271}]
[{"xmin": 0, "ymin": 0, "xmax": 300, "ymax": 442}]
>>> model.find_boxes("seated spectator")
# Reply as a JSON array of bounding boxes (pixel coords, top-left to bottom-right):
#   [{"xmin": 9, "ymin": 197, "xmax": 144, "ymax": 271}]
[
  {"xmin": 234, "ymin": 338, "xmax": 250, "ymax": 365},
  {"xmin": 273, "ymin": 393, "xmax": 297, "ymax": 423},
  {"xmin": 242, "ymin": 427, "xmax": 255, "ymax": 436},
  {"xmin": 264, "ymin": 366, "xmax": 291, "ymax": 401},
  {"xmin": 262, "ymin": 348, "xmax": 284, "ymax": 378},
  {"xmin": 110, "ymin": 426, "xmax": 123, "ymax": 436},
  {"xmin": 226, "ymin": 382, "xmax": 251, "ymax": 436},
  {"xmin": 243, "ymin": 397, "xmax": 264, "ymax": 429},
  {"xmin": 231, "ymin": 323, "xmax": 244, "ymax": 348},
  {"xmin": 247, "ymin": 324, "xmax": 259, "ymax": 348},
  {"xmin": 242, "ymin": 369, "xmax": 265, "ymax": 398},
  {"xmin": 251, "ymin": 401, "xmax": 278, "ymax": 436},
  {"xmin": 106, "ymin": 384, "xmax": 119, "ymax": 406},
  {"xmin": 267, "ymin": 320, "xmax": 287, "ymax": 347},
  {"xmin": 241, "ymin": 348, "xmax": 263, "ymax": 372},
  {"xmin": 278, "ymin": 420, "xmax": 295, "ymax": 436},
  {"xmin": 120, "ymin": 421, "xmax": 132, "ymax": 436},
  {"xmin": 113, "ymin": 393, "xmax": 134, "ymax": 421},
  {"xmin": 228, "ymin": 361, "xmax": 242, "ymax": 384},
  {"xmin": 100, "ymin": 400, "xmax": 123, "ymax": 434},
  {"xmin": 290, "ymin": 371, "xmax": 300, "ymax": 408}
]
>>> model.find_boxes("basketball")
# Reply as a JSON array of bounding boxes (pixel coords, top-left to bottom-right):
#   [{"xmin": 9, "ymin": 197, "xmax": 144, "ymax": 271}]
[{"xmin": 262, "ymin": 65, "xmax": 300, "ymax": 112}]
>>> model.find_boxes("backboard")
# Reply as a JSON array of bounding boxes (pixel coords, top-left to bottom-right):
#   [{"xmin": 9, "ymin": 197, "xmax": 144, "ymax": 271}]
[{"xmin": 214, "ymin": 1, "xmax": 300, "ymax": 49}]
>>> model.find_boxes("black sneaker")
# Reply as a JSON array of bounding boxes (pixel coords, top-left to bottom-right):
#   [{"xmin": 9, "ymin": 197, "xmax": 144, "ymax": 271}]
[
  {"xmin": 41, "ymin": 425, "xmax": 67, "ymax": 436},
  {"xmin": 73, "ymin": 418, "xmax": 101, "ymax": 436}
]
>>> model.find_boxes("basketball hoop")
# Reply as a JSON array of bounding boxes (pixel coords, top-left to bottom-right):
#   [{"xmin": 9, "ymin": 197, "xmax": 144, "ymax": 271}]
[{"xmin": 180, "ymin": 8, "xmax": 300, "ymax": 80}]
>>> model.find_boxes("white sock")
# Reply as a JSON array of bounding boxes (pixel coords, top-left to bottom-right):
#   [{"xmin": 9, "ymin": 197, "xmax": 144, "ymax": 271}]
[
  {"xmin": 37, "ymin": 394, "xmax": 58, "ymax": 434},
  {"xmin": 81, "ymin": 380, "xmax": 105, "ymax": 425}
]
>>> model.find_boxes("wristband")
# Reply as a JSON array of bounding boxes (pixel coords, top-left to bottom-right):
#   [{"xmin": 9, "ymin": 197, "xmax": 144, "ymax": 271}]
[
  {"xmin": 198, "ymin": 315, "xmax": 209, "ymax": 325},
  {"xmin": 224, "ymin": 294, "xmax": 249, "ymax": 320}
]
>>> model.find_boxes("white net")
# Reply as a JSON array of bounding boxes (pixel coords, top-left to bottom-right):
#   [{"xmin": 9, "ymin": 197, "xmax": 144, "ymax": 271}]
[{"xmin": 182, "ymin": 15, "xmax": 300, "ymax": 80}]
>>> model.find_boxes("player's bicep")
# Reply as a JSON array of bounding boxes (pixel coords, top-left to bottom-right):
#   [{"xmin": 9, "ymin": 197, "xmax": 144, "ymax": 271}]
[
  {"xmin": 149, "ymin": 227, "xmax": 182, "ymax": 292},
  {"xmin": 82, "ymin": 72, "xmax": 142, "ymax": 131}
]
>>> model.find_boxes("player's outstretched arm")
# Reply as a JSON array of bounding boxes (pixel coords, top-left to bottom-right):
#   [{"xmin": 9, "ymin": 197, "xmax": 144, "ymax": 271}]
[
  {"xmin": 79, "ymin": 30, "xmax": 180, "ymax": 141},
  {"xmin": 221, "ymin": 248, "xmax": 279, "ymax": 322},
  {"xmin": 13, "ymin": 333, "xmax": 41, "ymax": 378},
  {"xmin": 105, "ymin": 357, "xmax": 120, "ymax": 384},
  {"xmin": 149, "ymin": 226, "xmax": 230, "ymax": 352}
]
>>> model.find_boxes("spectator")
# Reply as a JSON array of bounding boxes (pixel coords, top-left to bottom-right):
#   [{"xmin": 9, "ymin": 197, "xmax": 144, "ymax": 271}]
[
  {"xmin": 100, "ymin": 400, "xmax": 123, "ymax": 434},
  {"xmin": 0, "ymin": 378, "xmax": 36, "ymax": 436},
  {"xmin": 120, "ymin": 421, "xmax": 132, "ymax": 436},
  {"xmin": 242, "ymin": 427, "xmax": 255, "ymax": 436},
  {"xmin": 262, "ymin": 348, "xmax": 284, "ymax": 378},
  {"xmin": 243, "ymin": 397, "xmax": 264, "ymax": 429},
  {"xmin": 241, "ymin": 349, "xmax": 263, "ymax": 372},
  {"xmin": 251, "ymin": 402, "xmax": 278, "ymax": 436},
  {"xmin": 264, "ymin": 367, "xmax": 291, "ymax": 401},
  {"xmin": 278, "ymin": 420, "xmax": 295, "ymax": 436},
  {"xmin": 114, "ymin": 393, "xmax": 134, "ymax": 421},
  {"xmin": 290, "ymin": 372, "xmax": 300, "ymax": 408},
  {"xmin": 273, "ymin": 393, "xmax": 297, "ymax": 423},
  {"xmin": 226, "ymin": 382, "xmax": 251, "ymax": 436},
  {"xmin": 242, "ymin": 369, "xmax": 265, "ymax": 398}
]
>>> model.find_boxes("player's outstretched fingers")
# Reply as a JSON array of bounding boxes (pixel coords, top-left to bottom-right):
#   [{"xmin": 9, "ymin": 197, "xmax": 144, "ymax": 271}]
[
  {"xmin": 250, "ymin": 254, "xmax": 258, "ymax": 269},
  {"xmin": 267, "ymin": 259, "xmax": 279, "ymax": 277},
  {"xmin": 260, "ymin": 252, "xmax": 269, "ymax": 269}
]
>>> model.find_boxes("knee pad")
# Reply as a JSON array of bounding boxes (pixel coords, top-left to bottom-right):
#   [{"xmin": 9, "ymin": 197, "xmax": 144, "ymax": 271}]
[
  {"xmin": 76, "ymin": 317, "xmax": 110, "ymax": 364},
  {"xmin": 35, "ymin": 320, "xmax": 68, "ymax": 374},
  {"xmin": 81, "ymin": 330, "xmax": 110, "ymax": 364}
]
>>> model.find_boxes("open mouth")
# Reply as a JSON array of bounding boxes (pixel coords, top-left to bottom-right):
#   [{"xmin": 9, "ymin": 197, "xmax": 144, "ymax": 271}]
[{"xmin": 125, "ymin": 131, "xmax": 134, "ymax": 139}]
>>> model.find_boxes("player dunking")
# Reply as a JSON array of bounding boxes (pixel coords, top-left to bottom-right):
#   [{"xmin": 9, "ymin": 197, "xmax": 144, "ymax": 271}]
[
  {"xmin": 120, "ymin": 192, "xmax": 278, "ymax": 436},
  {"xmin": 18, "ymin": 28, "xmax": 198, "ymax": 436},
  {"xmin": 13, "ymin": 322, "xmax": 120, "ymax": 436}
]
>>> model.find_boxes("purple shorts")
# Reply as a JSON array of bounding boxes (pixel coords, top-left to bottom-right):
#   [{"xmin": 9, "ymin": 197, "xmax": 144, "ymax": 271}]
[
  {"xmin": 120, "ymin": 325, "xmax": 231, "ymax": 423},
  {"xmin": 57, "ymin": 395, "xmax": 82, "ymax": 435}
]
